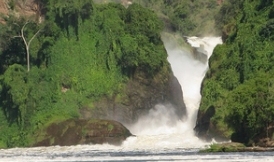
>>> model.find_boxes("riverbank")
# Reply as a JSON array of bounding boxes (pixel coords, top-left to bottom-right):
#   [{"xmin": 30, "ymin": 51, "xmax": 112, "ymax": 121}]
[{"xmin": 200, "ymin": 142, "xmax": 274, "ymax": 152}]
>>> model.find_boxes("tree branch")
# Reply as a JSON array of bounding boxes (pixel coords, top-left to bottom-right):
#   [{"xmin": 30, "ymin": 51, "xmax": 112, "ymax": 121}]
[
  {"xmin": 21, "ymin": 22, "xmax": 30, "ymax": 50},
  {"xmin": 12, "ymin": 36, "xmax": 22, "ymax": 38},
  {"xmin": 28, "ymin": 29, "xmax": 40, "ymax": 47}
]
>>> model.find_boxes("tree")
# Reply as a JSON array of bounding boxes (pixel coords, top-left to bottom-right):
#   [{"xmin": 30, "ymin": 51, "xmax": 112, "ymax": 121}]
[
  {"xmin": 13, "ymin": 22, "xmax": 40, "ymax": 72},
  {"xmin": 1, "ymin": 64, "xmax": 28, "ymax": 126}
]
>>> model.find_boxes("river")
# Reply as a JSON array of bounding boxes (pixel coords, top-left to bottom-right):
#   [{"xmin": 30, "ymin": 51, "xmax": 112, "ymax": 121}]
[
  {"xmin": 1, "ymin": 36, "xmax": 272, "ymax": 162},
  {"xmin": 0, "ymin": 144, "xmax": 273, "ymax": 162}
]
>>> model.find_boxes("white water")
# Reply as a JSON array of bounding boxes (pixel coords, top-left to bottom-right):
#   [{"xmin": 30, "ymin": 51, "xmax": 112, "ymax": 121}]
[
  {"xmin": 1, "ymin": 145, "xmax": 273, "ymax": 162},
  {"xmin": 120, "ymin": 36, "xmax": 223, "ymax": 150},
  {"xmin": 0, "ymin": 36, "xmax": 230, "ymax": 161}
]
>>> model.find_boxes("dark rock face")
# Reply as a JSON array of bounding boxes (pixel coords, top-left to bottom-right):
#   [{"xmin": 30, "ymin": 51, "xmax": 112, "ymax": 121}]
[
  {"xmin": 194, "ymin": 106, "xmax": 228, "ymax": 142},
  {"xmin": 81, "ymin": 65, "xmax": 186, "ymax": 124},
  {"xmin": 33, "ymin": 119, "xmax": 132, "ymax": 147},
  {"xmin": 167, "ymin": 73, "xmax": 186, "ymax": 118},
  {"xmin": 194, "ymin": 106, "xmax": 216, "ymax": 140},
  {"xmin": 195, "ymin": 107, "xmax": 274, "ymax": 145},
  {"xmin": 194, "ymin": 106, "xmax": 215, "ymax": 139}
]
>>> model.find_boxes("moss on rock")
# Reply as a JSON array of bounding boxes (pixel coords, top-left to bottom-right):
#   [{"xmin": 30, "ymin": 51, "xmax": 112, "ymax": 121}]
[
  {"xmin": 201, "ymin": 142, "xmax": 245, "ymax": 152},
  {"xmin": 200, "ymin": 142, "xmax": 274, "ymax": 152},
  {"xmin": 32, "ymin": 119, "xmax": 132, "ymax": 147}
]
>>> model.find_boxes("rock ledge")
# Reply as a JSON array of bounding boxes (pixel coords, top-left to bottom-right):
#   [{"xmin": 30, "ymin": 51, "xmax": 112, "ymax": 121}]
[{"xmin": 33, "ymin": 119, "xmax": 132, "ymax": 147}]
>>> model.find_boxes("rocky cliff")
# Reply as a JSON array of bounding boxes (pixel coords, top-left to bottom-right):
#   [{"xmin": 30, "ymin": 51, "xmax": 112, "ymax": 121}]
[
  {"xmin": 80, "ymin": 65, "xmax": 186, "ymax": 125},
  {"xmin": 0, "ymin": 0, "xmax": 39, "ymax": 21}
]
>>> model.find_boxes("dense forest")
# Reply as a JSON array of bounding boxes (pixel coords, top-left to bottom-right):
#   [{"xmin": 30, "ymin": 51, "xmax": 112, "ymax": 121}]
[
  {"xmin": 199, "ymin": 0, "xmax": 274, "ymax": 145},
  {"xmin": 130, "ymin": 0, "xmax": 221, "ymax": 35},
  {"xmin": 0, "ymin": 0, "xmax": 170, "ymax": 148},
  {"xmin": 0, "ymin": 0, "xmax": 273, "ymax": 148}
]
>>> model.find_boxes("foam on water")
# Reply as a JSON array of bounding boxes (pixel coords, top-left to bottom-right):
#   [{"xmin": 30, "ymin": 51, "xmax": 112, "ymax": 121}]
[
  {"xmin": 0, "ymin": 145, "xmax": 273, "ymax": 162},
  {"xmin": 186, "ymin": 36, "xmax": 222, "ymax": 58},
  {"xmin": 123, "ymin": 104, "xmax": 207, "ymax": 150}
]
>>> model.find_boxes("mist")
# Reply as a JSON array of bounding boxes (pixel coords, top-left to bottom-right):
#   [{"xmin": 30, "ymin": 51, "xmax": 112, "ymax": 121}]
[
  {"xmin": 122, "ymin": 33, "xmax": 222, "ymax": 149},
  {"xmin": 164, "ymin": 34, "xmax": 222, "ymax": 127}
]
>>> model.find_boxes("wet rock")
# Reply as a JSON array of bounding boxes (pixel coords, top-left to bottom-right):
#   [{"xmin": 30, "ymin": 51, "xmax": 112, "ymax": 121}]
[
  {"xmin": 195, "ymin": 106, "xmax": 231, "ymax": 144},
  {"xmin": 33, "ymin": 119, "xmax": 132, "ymax": 147},
  {"xmin": 195, "ymin": 106, "xmax": 217, "ymax": 140}
]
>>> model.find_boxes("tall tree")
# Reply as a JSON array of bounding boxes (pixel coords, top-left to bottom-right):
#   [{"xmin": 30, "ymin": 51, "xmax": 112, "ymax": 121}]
[{"xmin": 13, "ymin": 22, "xmax": 40, "ymax": 72}]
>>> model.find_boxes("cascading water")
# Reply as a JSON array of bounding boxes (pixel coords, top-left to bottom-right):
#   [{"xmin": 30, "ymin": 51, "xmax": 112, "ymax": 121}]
[
  {"xmin": 120, "ymin": 34, "xmax": 223, "ymax": 149},
  {"xmin": 166, "ymin": 36, "xmax": 223, "ymax": 127}
]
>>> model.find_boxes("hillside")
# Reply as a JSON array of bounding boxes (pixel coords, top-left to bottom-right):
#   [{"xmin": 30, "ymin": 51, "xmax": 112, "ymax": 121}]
[
  {"xmin": 197, "ymin": 0, "xmax": 274, "ymax": 146},
  {"xmin": 0, "ymin": 0, "xmax": 224, "ymax": 35},
  {"xmin": 2, "ymin": 0, "xmax": 273, "ymax": 149},
  {"xmin": 0, "ymin": 0, "xmax": 187, "ymax": 148}
]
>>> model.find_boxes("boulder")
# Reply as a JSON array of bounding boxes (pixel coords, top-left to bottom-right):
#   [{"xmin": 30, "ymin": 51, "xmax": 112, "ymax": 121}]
[{"xmin": 33, "ymin": 119, "xmax": 132, "ymax": 147}]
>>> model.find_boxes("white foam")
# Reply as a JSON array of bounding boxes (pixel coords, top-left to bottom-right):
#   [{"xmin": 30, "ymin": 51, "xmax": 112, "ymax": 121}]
[
  {"xmin": 119, "ymin": 35, "xmax": 222, "ymax": 150},
  {"xmin": 0, "ymin": 145, "xmax": 273, "ymax": 162},
  {"xmin": 186, "ymin": 36, "xmax": 222, "ymax": 58},
  {"xmin": 165, "ymin": 36, "xmax": 222, "ymax": 126}
]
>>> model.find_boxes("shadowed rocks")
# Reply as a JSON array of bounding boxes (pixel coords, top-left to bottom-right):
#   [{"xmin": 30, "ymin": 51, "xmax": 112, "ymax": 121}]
[{"xmin": 33, "ymin": 119, "xmax": 132, "ymax": 147}]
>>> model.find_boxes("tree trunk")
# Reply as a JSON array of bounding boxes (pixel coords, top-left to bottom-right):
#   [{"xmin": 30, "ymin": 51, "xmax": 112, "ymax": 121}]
[{"xmin": 19, "ymin": 22, "xmax": 40, "ymax": 72}]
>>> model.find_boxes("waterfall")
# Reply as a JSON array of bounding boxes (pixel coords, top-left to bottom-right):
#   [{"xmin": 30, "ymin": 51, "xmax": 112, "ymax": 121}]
[
  {"xmin": 164, "ymin": 35, "xmax": 222, "ymax": 127},
  {"xmin": 122, "ymin": 34, "xmax": 222, "ymax": 149}
]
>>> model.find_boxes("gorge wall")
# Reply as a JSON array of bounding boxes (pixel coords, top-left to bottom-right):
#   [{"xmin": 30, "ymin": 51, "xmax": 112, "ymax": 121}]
[{"xmin": 80, "ymin": 65, "xmax": 186, "ymax": 125}]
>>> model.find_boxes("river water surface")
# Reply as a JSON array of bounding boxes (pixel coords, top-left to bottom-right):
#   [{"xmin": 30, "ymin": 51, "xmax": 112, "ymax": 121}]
[{"xmin": 0, "ymin": 144, "xmax": 273, "ymax": 162}]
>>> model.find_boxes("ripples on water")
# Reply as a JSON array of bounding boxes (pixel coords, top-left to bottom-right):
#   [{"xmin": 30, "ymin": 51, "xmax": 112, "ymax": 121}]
[{"xmin": 0, "ymin": 144, "xmax": 274, "ymax": 162}]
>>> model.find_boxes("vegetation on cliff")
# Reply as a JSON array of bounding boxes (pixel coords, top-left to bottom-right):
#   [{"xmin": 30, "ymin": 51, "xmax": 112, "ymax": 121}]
[
  {"xmin": 0, "ymin": 1, "xmax": 168, "ymax": 148},
  {"xmin": 130, "ymin": 0, "xmax": 222, "ymax": 36},
  {"xmin": 199, "ymin": 0, "xmax": 274, "ymax": 145},
  {"xmin": 3, "ymin": 0, "xmax": 273, "ymax": 149}
]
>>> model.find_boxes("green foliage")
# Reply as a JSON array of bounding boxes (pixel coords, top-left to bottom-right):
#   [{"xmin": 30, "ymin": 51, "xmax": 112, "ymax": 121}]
[
  {"xmin": 107, "ymin": 3, "xmax": 167, "ymax": 74},
  {"xmin": 0, "ymin": 16, "xmax": 41, "ymax": 73},
  {"xmin": 0, "ymin": 0, "xmax": 168, "ymax": 148},
  {"xmin": 201, "ymin": 0, "xmax": 274, "ymax": 143},
  {"xmin": 1, "ymin": 64, "xmax": 28, "ymax": 126},
  {"xmin": 215, "ymin": 0, "xmax": 243, "ymax": 35},
  {"xmin": 200, "ymin": 143, "xmax": 246, "ymax": 152},
  {"xmin": 130, "ymin": 0, "xmax": 222, "ymax": 35}
]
